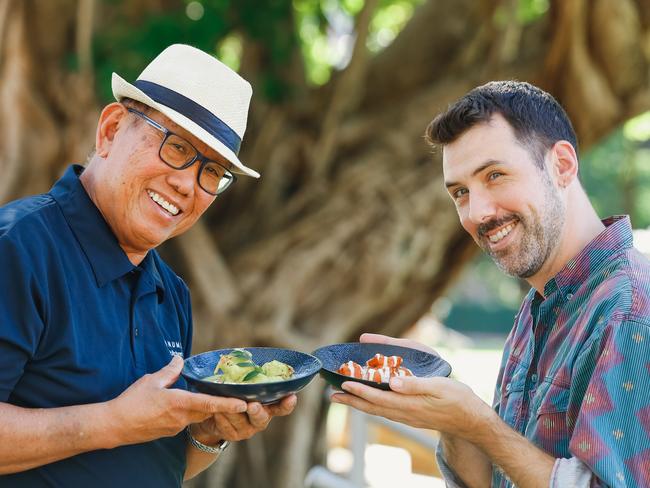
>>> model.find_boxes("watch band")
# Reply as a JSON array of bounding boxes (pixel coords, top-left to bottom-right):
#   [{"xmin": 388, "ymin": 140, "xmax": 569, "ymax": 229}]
[{"xmin": 185, "ymin": 426, "xmax": 230, "ymax": 455}]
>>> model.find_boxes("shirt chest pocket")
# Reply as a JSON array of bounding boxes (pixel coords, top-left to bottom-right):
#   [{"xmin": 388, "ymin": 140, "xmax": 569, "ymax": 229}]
[
  {"xmin": 498, "ymin": 364, "xmax": 527, "ymax": 427},
  {"xmin": 526, "ymin": 379, "xmax": 571, "ymax": 457}
]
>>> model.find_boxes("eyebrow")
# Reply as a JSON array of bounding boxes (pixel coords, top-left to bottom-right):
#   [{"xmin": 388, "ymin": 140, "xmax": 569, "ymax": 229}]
[{"xmin": 444, "ymin": 159, "xmax": 505, "ymax": 188}]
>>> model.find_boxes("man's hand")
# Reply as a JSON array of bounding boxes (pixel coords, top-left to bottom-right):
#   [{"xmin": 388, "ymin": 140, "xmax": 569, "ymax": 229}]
[
  {"xmin": 354, "ymin": 333, "xmax": 493, "ymax": 439},
  {"xmin": 189, "ymin": 394, "xmax": 297, "ymax": 445},
  {"xmin": 336, "ymin": 335, "xmax": 555, "ymax": 488},
  {"xmin": 359, "ymin": 332, "xmax": 439, "ymax": 355},
  {"xmin": 331, "ymin": 375, "xmax": 494, "ymax": 441},
  {"xmin": 107, "ymin": 355, "xmax": 248, "ymax": 446},
  {"xmin": 183, "ymin": 390, "xmax": 296, "ymax": 481}
]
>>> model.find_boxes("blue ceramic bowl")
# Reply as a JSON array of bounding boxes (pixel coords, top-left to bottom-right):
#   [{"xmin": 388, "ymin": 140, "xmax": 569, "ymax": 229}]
[
  {"xmin": 312, "ymin": 342, "xmax": 452, "ymax": 391},
  {"xmin": 182, "ymin": 347, "xmax": 322, "ymax": 404}
]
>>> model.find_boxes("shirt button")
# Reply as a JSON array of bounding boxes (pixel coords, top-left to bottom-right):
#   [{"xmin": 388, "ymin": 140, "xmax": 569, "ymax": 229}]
[
  {"xmin": 531, "ymin": 373, "xmax": 538, "ymax": 383},
  {"xmin": 135, "ymin": 328, "xmax": 139, "ymax": 337},
  {"xmin": 566, "ymin": 293, "xmax": 574, "ymax": 300},
  {"xmin": 505, "ymin": 383, "xmax": 511, "ymax": 392}
]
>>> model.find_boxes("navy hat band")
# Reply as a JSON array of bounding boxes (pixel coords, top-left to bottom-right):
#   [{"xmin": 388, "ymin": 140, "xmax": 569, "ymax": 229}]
[{"xmin": 133, "ymin": 80, "xmax": 241, "ymax": 155}]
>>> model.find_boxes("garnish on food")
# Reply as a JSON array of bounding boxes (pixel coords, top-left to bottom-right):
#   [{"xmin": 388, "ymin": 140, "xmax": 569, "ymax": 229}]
[{"xmin": 203, "ymin": 349, "xmax": 295, "ymax": 384}]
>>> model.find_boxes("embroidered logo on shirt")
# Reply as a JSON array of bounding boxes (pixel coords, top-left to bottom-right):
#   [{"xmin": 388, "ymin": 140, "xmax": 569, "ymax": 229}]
[{"xmin": 165, "ymin": 340, "xmax": 184, "ymax": 358}]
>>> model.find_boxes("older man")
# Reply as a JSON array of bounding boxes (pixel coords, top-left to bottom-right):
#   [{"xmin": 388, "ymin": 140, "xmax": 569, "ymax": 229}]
[
  {"xmin": 332, "ymin": 81, "xmax": 650, "ymax": 487},
  {"xmin": 0, "ymin": 44, "xmax": 295, "ymax": 486}
]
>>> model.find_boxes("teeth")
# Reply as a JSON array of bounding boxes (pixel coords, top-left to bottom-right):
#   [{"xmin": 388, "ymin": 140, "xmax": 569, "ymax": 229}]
[
  {"xmin": 488, "ymin": 223, "xmax": 515, "ymax": 243},
  {"xmin": 147, "ymin": 190, "xmax": 179, "ymax": 216}
]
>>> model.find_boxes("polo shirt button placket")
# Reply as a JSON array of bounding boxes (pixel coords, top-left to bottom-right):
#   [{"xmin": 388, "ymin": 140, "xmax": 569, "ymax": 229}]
[{"xmin": 131, "ymin": 276, "xmax": 155, "ymax": 373}]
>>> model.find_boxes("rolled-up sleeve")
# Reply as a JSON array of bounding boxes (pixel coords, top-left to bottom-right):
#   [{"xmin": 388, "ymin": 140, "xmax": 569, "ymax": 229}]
[
  {"xmin": 550, "ymin": 457, "xmax": 594, "ymax": 487},
  {"xmin": 435, "ymin": 442, "xmax": 470, "ymax": 488}
]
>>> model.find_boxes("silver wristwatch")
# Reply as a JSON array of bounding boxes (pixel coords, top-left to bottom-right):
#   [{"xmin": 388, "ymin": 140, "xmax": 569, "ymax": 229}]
[{"xmin": 186, "ymin": 426, "xmax": 230, "ymax": 455}]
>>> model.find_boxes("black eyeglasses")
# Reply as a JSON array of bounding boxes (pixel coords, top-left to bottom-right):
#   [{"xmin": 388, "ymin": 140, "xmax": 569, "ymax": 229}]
[{"xmin": 127, "ymin": 108, "xmax": 236, "ymax": 195}]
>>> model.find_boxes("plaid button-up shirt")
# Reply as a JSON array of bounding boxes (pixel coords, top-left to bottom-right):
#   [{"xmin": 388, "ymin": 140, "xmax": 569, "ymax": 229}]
[{"xmin": 490, "ymin": 216, "xmax": 650, "ymax": 487}]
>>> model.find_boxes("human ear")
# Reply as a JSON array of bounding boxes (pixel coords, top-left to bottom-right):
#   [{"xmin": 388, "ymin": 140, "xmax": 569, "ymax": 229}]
[
  {"xmin": 95, "ymin": 103, "xmax": 128, "ymax": 158},
  {"xmin": 549, "ymin": 140, "xmax": 579, "ymax": 188}
]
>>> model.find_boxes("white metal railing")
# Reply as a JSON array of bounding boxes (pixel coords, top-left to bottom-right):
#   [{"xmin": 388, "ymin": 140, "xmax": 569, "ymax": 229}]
[{"xmin": 304, "ymin": 402, "xmax": 439, "ymax": 488}]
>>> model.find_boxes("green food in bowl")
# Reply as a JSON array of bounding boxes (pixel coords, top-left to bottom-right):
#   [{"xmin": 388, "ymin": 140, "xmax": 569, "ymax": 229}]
[{"xmin": 203, "ymin": 348, "xmax": 295, "ymax": 384}]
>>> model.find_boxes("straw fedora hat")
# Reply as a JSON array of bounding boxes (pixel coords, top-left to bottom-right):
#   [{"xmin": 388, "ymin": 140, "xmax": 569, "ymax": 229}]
[{"xmin": 112, "ymin": 43, "xmax": 259, "ymax": 178}]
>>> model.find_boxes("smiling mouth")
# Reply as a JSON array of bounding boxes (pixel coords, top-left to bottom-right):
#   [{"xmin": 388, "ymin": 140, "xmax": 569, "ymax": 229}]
[
  {"xmin": 147, "ymin": 190, "xmax": 180, "ymax": 216},
  {"xmin": 486, "ymin": 221, "xmax": 517, "ymax": 244}
]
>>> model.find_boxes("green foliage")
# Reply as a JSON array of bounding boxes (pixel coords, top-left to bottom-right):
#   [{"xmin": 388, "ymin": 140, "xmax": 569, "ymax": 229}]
[
  {"xmin": 367, "ymin": 0, "xmax": 423, "ymax": 53},
  {"xmin": 94, "ymin": 0, "xmax": 231, "ymax": 101},
  {"xmin": 494, "ymin": 0, "xmax": 549, "ymax": 28},
  {"xmin": 217, "ymin": 33, "xmax": 243, "ymax": 71},
  {"xmin": 94, "ymin": 0, "xmax": 297, "ymax": 102},
  {"xmin": 581, "ymin": 112, "xmax": 650, "ymax": 228},
  {"xmin": 293, "ymin": 0, "xmax": 423, "ymax": 85},
  {"xmin": 624, "ymin": 112, "xmax": 650, "ymax": 142},
  {"xmin": 516, "ymin": 0, "xmax": 549, "ymax": 24},
  {"xmin": 95, "ymin": 0, "xmax": 555, "ymax": 94},
  {"xmin": 293, "ymin": 0, "xmax": 331, "ymax": 85}
]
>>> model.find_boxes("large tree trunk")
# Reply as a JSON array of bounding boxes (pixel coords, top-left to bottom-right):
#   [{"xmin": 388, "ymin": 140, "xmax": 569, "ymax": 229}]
[
  {"xmin": 0, "ymin": 0, "xmax": 98, "ymax": 202},
  {"xmin": 1, "ymin": 1, "xmax": 649, "ymax": 487},
  {"xmin": 185, "ymin": 1, "xmax": 650, "ymax": 486}
]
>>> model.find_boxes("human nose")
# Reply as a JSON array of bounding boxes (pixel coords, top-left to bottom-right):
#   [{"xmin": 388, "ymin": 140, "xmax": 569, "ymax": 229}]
[
  {"xmin": 467, "ymin": 188, "xmax": 497, "ymax": 225},
  {"xmin": 165, "ymin": 163, "xmax": 197, "ymax": 197}
]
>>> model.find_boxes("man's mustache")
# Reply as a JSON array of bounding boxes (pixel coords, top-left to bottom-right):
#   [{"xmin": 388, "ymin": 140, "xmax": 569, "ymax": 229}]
[{"xmin": 477, "ymin": 215, "xmax": 520, "ymax": 238}]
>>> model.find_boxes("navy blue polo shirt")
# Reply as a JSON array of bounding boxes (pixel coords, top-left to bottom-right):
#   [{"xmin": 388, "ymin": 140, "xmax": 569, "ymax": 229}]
[{"xmin": 0, "ymin": 165, "xmax": 193, "ymax": 487}]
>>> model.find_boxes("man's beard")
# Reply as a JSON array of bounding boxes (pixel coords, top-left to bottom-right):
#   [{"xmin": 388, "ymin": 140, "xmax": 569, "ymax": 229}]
[{"xmin": 478, "ymin": 184, "xmax": 565, "ymax": 279}]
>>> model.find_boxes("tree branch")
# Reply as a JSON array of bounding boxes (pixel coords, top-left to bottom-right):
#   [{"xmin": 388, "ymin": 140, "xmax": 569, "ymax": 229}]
[
  {"xmin": 0, "ymin": 0, "xmax": 13, "ymax": 56},
  {"xmin": 176, "ymin": 222, "xmax": 242, "ymax": 315},
  {"xmin": 76, "ymin": 0, "xmax": 95, "ymax": 76},
  {"xmin": 311, "ymin": 0, "xmax": 379, "ymax": 177}
]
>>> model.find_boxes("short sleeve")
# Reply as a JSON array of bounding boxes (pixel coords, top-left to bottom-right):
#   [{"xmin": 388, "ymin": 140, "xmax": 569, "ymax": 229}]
[
  {"xmin": 0, "ymin": 235, "xmax": 46, "ymax": 401},
  {"xmin": 569, "ymin": 320, "xmax": 650, "ymax": 487}
]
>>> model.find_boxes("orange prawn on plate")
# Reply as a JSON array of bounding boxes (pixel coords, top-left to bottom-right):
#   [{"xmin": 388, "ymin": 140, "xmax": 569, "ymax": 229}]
[{"xmin": 337, "ymin": 353, "xmax": 413, "ymax": 383}]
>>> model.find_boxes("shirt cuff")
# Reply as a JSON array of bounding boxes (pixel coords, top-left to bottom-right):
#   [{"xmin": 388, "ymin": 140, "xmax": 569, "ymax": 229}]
[
  {"xmin": 435, "ymin": 442, "xmax": 470, "ymax": 488},
  {"xmin": 550, "ymin": 457, "xmax": 593, "ymax": 488}
]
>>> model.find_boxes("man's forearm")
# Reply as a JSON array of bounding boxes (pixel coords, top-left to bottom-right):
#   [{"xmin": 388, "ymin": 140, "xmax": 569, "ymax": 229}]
[
  {"xmin": 184, "ymin": 441, "xmax": 219, "ymax": 480},
  {"xmin": 440, "ymin": 433, "xmax": 492, "ymax": 487},
  {"xmin": 0, "ymin": 402, "xmax": 121, "ymax": 474},
  {"xmin": 184, "ymin": 425, "xmax": 223, "ymax": 480},
  {"xmin": 472, "ymin": 412, "xmax": 555, "ymax": 488}
]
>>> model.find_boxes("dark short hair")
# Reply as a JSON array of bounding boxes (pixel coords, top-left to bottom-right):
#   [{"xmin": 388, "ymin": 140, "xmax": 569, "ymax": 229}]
[{"xmin": 425, "ymin": 81, "xmax": 578, "ymax": 167}]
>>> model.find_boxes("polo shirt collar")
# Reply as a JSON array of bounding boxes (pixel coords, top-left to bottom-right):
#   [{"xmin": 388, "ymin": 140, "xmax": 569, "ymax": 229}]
[
  {"xmin": 49, "ymin": 165, "xmax": 165, "ymax": 296},
  {"xmin": 140, "ymin": 251, "xmax": 166, "ymax": 302},
  {"xmin": 545, "ymin": 215, "xmax": 633, "ymax": 299}
]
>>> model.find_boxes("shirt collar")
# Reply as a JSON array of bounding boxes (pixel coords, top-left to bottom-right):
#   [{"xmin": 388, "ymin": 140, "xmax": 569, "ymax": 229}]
[
  {"xmin": 544, "ymin": 215, "xmax": 633, "ymax": 299},
  {"xmin": 141, "ymin": 251, "xmax": 166, "ymax": 303},
  {"xmin": 50, "ymin": 164, "xmax": 165, "ymax": 297}
]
